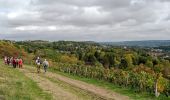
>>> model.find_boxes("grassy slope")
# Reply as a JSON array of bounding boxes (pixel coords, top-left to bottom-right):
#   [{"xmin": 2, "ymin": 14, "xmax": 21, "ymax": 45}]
[
  {"xmin": 49, "ymin": 68, "xmax": 170, "ymax": 100},
  {"xmin": 0, "ymin": 60, "xmax": 52, "ymax": 100}
]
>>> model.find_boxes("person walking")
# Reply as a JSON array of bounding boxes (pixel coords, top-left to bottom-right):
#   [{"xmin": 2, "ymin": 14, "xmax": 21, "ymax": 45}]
[
  {"xmin": 42, "ymin": 59, "xmax": 49, "ymax": 73},
  {"xmin": 18, "ymin": 58, "xmax": 23, "ymax": 68},
  {"xmin": 4, "ymin": 56, "xmax": 7, "ymax": 65},
  {"xmin": 13, "ymin": 58, "xmax": 17, "ymax": 68},
  {"xmin": 35, "ymin": 57, "xmax": 41, "ymax": 73},
  {"xmin": 10, "ymin": 57, "xmax": 13, "ymax": 66},
  {"xmin": 7, "ymin": 57, "xmax": 10, "ymax": 65},
  {"xmin": 16, "ymin": 58, "xmax": 19, "ymax": 68}
]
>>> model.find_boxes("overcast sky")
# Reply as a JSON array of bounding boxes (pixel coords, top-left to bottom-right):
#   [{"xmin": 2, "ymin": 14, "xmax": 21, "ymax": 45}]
[{"xmin": 0, "ymin": 0, "xmax": 170, "ymax": 41}]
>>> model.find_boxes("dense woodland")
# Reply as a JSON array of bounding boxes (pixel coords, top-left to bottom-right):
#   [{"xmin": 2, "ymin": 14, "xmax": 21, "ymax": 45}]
[{"xmin": 1, "ymin": 40, "xmax": 170, "ymax": 97}]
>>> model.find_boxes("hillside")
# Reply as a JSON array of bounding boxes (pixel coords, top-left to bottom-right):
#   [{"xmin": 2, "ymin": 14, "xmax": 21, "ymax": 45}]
[
  {"xmin": 0, "ymin": 40, "xmax": 170, "ymax": 99},
  {"xmin": 0, "ymin": 60, "xmax": 52, "ymax": 99},
  {"xmin": 101, "ymin": 40, "xmax": 170, "ymax": 47}
]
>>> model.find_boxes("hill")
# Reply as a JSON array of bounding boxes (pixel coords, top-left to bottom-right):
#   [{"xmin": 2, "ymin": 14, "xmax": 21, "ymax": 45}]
[
  {"xmin": 1, "ymin": 40, "xmax": 170, "ymax": 99},
  {"xmin": 101, "ymin": 40, "xmax": 170, "ymax": 47}
]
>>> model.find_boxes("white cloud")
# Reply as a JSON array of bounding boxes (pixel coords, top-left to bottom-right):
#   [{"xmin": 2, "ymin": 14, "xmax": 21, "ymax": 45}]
[
  {"xmin": 0, "ymin": 0, "xmax": 170, "ymax": 41},
  {"xmin": 48, "ymin": 26, "xmax": 57, "ymax": 31},
  {"xmin": 7, "ymin": 12, "xmax": 20, "ymax": 19}
]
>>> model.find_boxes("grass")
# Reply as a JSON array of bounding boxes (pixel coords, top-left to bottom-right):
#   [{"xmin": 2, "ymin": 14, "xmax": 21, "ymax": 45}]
[
  {"xmin": 49, "ymin": 67, "xmax": 170, "ymax": 100},
  {"xmin": 0, "ymin": 60, "xmax": 53, "ymax": 100}
]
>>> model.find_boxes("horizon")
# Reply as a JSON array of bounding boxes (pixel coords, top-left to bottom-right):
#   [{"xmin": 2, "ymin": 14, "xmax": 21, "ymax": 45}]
[
  {"xmin": 0, "ymin": 0, "xmax": 170, "ymax": 41},
  {"xmin": 1, "ymin": 39, "xmax": 170, "ymax": 43}
]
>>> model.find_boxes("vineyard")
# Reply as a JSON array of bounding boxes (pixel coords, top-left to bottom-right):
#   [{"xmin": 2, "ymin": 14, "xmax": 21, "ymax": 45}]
[{"xmin": 58, "ymin": 63, "xmax": 170, "ymax": 97}]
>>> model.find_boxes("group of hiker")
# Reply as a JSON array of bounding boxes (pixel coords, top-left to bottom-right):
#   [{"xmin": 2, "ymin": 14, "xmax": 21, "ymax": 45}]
[
  {"xmin": 35, "ymin": 57, "xmax": 49, "ymax": 73},
  {"xmin": 3, "ymin": 56, "xmax": 49, "ymax": 73},
  {"xmin": 4, "ymin": 56, "xmax": 23, "ymax": 68}
]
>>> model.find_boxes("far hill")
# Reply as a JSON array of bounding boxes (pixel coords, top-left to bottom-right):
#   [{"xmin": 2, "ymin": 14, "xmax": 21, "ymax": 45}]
[{"xmin": 100, "ymin": 40, "xmax": 170, "ymax": 47}]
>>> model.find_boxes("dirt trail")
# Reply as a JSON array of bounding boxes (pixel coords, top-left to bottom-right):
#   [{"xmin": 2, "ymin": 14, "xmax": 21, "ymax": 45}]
[
  {"xmin": 46, "ymin": 72, "xmax": 129, "ymax": 100},
  {"xmin": 19, "ymin": 68, "xmax": 80, "ymax": 100},
  {"xmin": 20, "ymin": 66, "xmax": 130, "ymax": 100},
  {"xmin": 19, "ymin": 67, "xmax": 103, "ymax": 100}
]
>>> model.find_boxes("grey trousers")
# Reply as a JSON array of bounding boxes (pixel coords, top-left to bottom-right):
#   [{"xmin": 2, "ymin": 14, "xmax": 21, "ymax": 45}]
[{"xmin": 44, "ymin": 65, "xmax": 48, "ymax": 72}]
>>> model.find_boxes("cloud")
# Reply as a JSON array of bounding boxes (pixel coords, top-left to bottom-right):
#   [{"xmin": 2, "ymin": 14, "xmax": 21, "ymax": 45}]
[{"xmin": 0, "ymin": 0, "xmax": 170, "ymax": 41}]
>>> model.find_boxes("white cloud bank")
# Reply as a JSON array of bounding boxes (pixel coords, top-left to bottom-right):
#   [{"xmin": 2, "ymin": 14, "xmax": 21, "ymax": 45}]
[{"xmin": 0, "ymin": 0, "xmax": 170, "ymax": 41}]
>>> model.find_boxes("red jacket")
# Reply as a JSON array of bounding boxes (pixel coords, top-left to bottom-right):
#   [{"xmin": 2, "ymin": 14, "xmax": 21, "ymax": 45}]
[{"xmin": 18, "ymin": 59, "xmax": 23, "ymax": 65}]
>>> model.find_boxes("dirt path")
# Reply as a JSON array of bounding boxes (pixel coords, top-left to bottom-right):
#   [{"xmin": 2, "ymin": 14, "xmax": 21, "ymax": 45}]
[
  {"xmin": 19, "ymin": 67, "xmax": 103, "ymax": 100},
  {"xmin": 20, "ymin": 66, "xmax": 130, "ymax": 100},
  {"xmin": 19, "ymin": 68, "xmax": 80, "ymax": 100},
  {"xmin": 46, "ymin": 73, "xmax": 129, "ymax": 100}
]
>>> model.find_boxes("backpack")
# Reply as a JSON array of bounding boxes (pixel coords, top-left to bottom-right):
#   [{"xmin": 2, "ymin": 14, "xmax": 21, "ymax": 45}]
[{"xmin": 36, "ymin": 59, "xmax": 41, "ymax": 65}]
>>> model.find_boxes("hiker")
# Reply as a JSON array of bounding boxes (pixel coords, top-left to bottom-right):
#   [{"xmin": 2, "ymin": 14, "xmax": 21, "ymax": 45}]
[
  {"xmin": 7, "ymin": 57, "xmax": 10, "ymax": 65},
  {"xmin": 42, "ymin": 59, "xmax": 49, "ymax": 73},
  {"xmin": 18, "ymin": 58, "xmax": 23, "ymax": 68},
  {"xmin": 16, "ymin": 58, "xmax": 19, "ymax": 68},
  {"xmin": 4, "ymin": 56, "xmax": 7, "ymax": 64},
  {"xmin": 12, "ymin": 58, "xmax": 17, "ymax": 68},
  {"xmin": 10, "ymin": 57, "xmax": 13, "ymax": 65},
  {"xmin": 35, "ymin": 57, "xmax": 41, "ymax": 73}
]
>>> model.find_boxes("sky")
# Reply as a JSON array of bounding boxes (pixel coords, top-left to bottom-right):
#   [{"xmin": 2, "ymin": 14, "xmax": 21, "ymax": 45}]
[{"xmin": 0, "ymin": 0, "xmax": 170, "ymax": 41}]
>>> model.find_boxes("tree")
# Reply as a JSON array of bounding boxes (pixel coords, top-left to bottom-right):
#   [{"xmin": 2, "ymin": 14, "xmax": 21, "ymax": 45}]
[
  {"xmin": 105, "ymin": 52, "xmax": 115, "ymax": 68},
  {"xmin": 84, "ymin": 53, "xmax": 97, "ymax": 65},
  {"xmin": 120, "ymin": 54, "xmax": 134, "ymax": 69},
  {"xmin": 102, "ymin": 55, "xmax": 110, "ymax": 68},
  {"xmin": 60, "ymin": 55, "xmax": 78, "ymax": 64},
  {"xmin": 120, "ymin": 58, "xmax": 127, "ymax": 69},
  {"xmin": 153, "ymin": 58, "xmax": 160, "ymax": 66},
  {"xmin": 146, "ymin": 60, "xmax": 153, "ymax": 68},
  {"xmin": 114, "ymin": 57, "xmax": 120, "ymax": 68},
  {"xmin": 125, "ymin": 54, "xmax": 133, "ymax": 68},
  {"xmin": 138, "ymin": 56, "xmax": 147, "ymax": 65},
  {"xmin": 94, "ymin": 51, "xmax": 100, "ymax": 60},
  {"xmin": 132, "ymin": 52, "xmax": 139, "ymax": 65}
]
